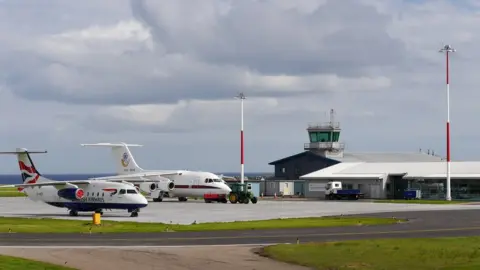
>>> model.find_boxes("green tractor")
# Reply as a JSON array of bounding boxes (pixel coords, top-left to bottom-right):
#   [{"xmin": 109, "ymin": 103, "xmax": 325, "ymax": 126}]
[{"xmin": 228, "ymin": 183, "xmax": 258, "ymax": 204}]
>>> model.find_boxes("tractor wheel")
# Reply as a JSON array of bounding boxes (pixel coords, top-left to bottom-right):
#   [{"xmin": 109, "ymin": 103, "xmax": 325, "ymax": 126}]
[
  {"xmin": 229, "ymin": 193, "xmax": 238, "ymax": 204},
  {"xmin": 251, "ymin": 197, "xmax": 258, "ymax": 204},
  {"xmin": 242, "ymin": 197, "xmax": 249, "ymax": 204}
]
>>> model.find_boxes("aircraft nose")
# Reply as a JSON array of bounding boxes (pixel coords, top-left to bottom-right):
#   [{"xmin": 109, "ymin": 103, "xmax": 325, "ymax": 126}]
[{"xmin": 137, "ymin": 195, "xmax": 148, "ymax": 207}]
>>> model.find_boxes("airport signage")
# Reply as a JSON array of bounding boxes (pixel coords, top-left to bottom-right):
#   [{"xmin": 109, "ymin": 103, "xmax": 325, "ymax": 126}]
[{"xmin": 308, "ymin": 183, "xmax": 325, "ymax": 191}]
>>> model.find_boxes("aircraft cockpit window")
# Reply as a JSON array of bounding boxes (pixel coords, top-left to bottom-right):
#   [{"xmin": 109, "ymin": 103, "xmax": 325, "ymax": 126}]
[
  {"xmin": 119, "ymin": 189, "xmax": 126, "ymax": 195},
  {"xmin": 213, "ymin": 179, "xmax": 221, "ymax": 182},
  {"xmin": 209, "ymin": 179, "xmax": 213, "ymax": 183},
  {"xmin": 127, "ymin": 189, "xmax": 137, "ymax": 194}
]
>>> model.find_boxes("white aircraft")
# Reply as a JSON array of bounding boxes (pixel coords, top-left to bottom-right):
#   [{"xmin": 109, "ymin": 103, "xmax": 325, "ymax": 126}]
[
  {"xmin": 0, "ymin": 148, "xmax": 156, "ymax": 217},
  {"xmin": 80, "ymin": 142, "xmax": 232, "ymax": 203}
]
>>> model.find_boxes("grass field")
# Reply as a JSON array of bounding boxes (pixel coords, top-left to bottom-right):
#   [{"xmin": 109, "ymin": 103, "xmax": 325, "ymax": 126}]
[
  {"xmin": 262, "ymin": 237, "xmax": 480, "ymax": 270},
  {"xmin": 0, "ymin": 216, "xmax": 404, "ymax": 233},
  {"xmin": 0, "ymin": 254, "xmax": 76, "ymax": 270},
  {"xmin": 0, "ymin": 187, "xmax": 25, "ymax": 197},
  {"xmin": 374, "ymin": 199, "xmax": 466, "ymax": 204}
]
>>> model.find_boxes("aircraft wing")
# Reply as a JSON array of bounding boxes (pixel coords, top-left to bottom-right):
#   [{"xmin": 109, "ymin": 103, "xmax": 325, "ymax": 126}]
[
  {"xmin": 89, "ymin": 172, "xmax": 181, "ymax": 181},
  {"xmin": 100, "ymin": 177, "xmax": 169, "ymax": 183},
  {"xmin": 0, "ymin": 180, "xmax": 92, "ymax": 188}
]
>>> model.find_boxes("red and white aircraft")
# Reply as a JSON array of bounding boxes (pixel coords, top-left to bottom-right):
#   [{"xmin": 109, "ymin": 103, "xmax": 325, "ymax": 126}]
[{"xmin": 80, "ymin": 143, "xmax": 232, "ymax": 202}]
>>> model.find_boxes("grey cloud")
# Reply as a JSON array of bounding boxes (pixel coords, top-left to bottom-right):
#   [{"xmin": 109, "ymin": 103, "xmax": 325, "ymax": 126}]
[
  {"xmin": 0, "ymin": 0, "xmax": 130, "ymax": 34},
  {"xmin": 133, "ymin": 0, "xmax": 406, "ymax": 76},
  {"xmin": 2, "ymin": 0, "xmax": 400, "ymax": 106},
  {"xmin": 6, "ymin": 50, "xmax": 323, "ymax": 105}
]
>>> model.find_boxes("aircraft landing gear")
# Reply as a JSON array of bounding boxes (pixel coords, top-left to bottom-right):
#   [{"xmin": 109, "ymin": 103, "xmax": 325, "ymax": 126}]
[
  {"xmin": 178, "ymin": 197, "xmax": 188, "ymax": 202},
  {"xmin": 69, "ymin": 210, "xmax": 78, "ymax": 216},
  {"xmin": 129, "ymin": 208, "xmax": 139, "ymax": 217},
  {"xmin": 153, "ymin": 191, "xmax": 164, "ymax": 202}
]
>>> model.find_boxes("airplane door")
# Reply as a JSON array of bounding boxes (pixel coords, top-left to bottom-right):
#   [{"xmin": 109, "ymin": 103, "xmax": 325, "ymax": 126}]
[{"xmin": 195, "ymin": 177, "xmax": 200, "ymax": 186}]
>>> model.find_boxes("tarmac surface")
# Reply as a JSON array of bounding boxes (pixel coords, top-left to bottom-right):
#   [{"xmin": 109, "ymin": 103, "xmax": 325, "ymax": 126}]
[
  {"xmin": 1, "ymin": 209, "xmax": 480, "ymax": 246},
  {"xmin": 2, "ymin": 197, "xmax": 480, "ymax": 224},
  {"xmin": 2, "ymin": 208, "xmax": 480, "ymax": 269},
  {"xmin": 0, "ymin": 246, "xmax": 309, "ymax": 270}
]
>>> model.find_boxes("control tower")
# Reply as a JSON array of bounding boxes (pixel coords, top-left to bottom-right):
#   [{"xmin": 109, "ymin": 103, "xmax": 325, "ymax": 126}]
[{"xmin": 304, "ymin": 109, "xmax": 345, "ymax": 158}]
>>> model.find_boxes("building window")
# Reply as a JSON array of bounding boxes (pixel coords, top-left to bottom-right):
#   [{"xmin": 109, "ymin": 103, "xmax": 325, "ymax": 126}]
[{"xmin": 282, "ymin": 167, "xmax": 286, "ymax": 173}]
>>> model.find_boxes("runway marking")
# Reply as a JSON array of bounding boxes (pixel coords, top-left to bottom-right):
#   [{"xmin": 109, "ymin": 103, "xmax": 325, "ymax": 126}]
[{"xmin": 2, "ymin": 226, "xmax": 480, "ymax": 244}]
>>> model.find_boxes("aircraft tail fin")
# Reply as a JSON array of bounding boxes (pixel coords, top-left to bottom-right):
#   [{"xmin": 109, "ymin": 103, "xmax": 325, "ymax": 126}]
[
  {"xmin": 80, "ymin": 142, "xmax": 144, "ymax": 175},
  {"xmin": 0, "ymin": 148, "xmax": 50, "ymax": 190}
]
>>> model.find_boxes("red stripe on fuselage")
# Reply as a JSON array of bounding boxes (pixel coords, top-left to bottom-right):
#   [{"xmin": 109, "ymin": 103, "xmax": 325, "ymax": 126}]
[
  {"xmin": 174, "ymin": 185, "xmax": 221, "ymax": 189},
  {"xmin": 102, "ymin": 188, "xmax": 117, "ymax": 192}
]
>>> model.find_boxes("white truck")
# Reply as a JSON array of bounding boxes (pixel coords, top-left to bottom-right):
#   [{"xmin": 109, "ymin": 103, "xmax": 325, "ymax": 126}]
[{"xmin": 324, "ymin": 181, "xmax": 363, "ymax": 200}]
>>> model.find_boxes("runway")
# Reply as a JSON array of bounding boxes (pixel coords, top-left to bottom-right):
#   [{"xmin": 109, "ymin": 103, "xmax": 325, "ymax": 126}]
[
  {"xmin": 2, "ymin": 197, "xmax": 480, "ymax": 224},
  {"xmin": 1, "ymin": 209, "xmax": 480, "ymax": 246}
]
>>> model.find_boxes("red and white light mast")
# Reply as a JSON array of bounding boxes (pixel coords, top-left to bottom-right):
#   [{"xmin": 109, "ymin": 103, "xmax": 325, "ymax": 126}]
[
  {"xmin": 235, "ymin": 92, "xmax": 246, "ymax": 188},
  {"xmin": 439, "ymin": 44, "xmax": 455, "ymax": 201}
]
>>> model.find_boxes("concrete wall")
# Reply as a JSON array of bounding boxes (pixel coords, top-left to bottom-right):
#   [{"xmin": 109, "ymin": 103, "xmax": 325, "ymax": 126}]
[
  {"xmin": 247, "ymin": 182, "xmax": 260, "ymax": 197},
  {"xmin": 294, "ymin": 181, "xmax": 305, "ymax": 196},
  {"xmin": 303, "ymin": 178, "xmax": 386, "ymax": 199},
  {"xmin": 304, "ymin": 179, "xmax": 329, "ymax": 198},
  {"xmin": 265, "ymin": 181, "xmax": 279, "ymax": 196},
  {"xmin": 264, "ymin": 180, "xmax": 299, "ymax": 196}
]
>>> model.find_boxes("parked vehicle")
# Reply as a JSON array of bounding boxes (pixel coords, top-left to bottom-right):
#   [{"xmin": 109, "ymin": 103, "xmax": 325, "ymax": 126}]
[{"xmin": 324, "ymin": 181, "xmax": 363, "ymax": 200}]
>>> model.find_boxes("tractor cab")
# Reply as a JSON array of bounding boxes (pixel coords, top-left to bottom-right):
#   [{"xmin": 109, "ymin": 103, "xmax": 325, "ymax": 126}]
[{"xmin": 227, "ymin": 183, "xmax": 258, "ymax": 204}]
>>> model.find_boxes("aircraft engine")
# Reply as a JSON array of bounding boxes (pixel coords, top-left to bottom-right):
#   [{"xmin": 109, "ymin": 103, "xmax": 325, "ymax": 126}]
[
  {"xmin": 149, "ymin": 183, "xmax": 157, "ymax": 191},
  {"xmin": 57, "ymin": 188, "xmax": 85, "ymax": 201},
  {"xmin": 138, "ymin": 178, "xmax": 174, "ymax": 193},
  {"xmin": 157, "ymin": 180, "xmax": 175, "ymax": 191}
]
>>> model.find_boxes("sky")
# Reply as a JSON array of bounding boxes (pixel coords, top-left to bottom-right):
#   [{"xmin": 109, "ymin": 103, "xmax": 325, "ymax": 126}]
[{"xmin": 1, "ymin": 0, "xmax": 480, "ymax": 174}]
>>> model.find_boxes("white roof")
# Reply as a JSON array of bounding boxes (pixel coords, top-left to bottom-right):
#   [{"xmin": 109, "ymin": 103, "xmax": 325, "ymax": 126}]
[
  {"xmin": 332, "ymin": 152, "xmax": 443, "ymax": 163},
  {"xmin": 301, "ymin": 161, "xmax": 480, "ymax": 180}
]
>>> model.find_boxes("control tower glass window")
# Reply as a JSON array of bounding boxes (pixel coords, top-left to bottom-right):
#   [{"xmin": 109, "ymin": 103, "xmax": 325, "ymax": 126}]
[
  {"xmin": 309, "ymin": 131, "xmax": 340, "ymax": 143},
  {"xmin": 309, "ymin": 132, "xmax": 330, "ymax": 142}
]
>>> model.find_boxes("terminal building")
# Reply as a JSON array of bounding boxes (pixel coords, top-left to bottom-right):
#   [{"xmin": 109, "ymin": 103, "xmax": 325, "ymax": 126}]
[{"xmin": 266, "ymin": 110, "xmax": 480, "ymax": 200}]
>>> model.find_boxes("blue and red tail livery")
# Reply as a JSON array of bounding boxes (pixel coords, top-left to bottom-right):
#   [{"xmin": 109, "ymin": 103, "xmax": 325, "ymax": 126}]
[{"xmin": 18, "ymin": 160, "xmax": 40, "ymax": 191}]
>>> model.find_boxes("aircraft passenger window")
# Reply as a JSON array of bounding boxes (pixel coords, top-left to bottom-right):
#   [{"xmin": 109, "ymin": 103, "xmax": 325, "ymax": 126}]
[
  {"xmin": 119, "ymin": 189, "xmax": 126, "ymax": 195},
  {"xmin": 102, "ymin": 193, "xmax": 104, "ymax": 197},
  {"xmin": 97, "ymin": 192, "xmax": 99, "ymax": 197},
  {"xmin": 87, "ymin": 192, "xmax": 89, "ymax": 196}
]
